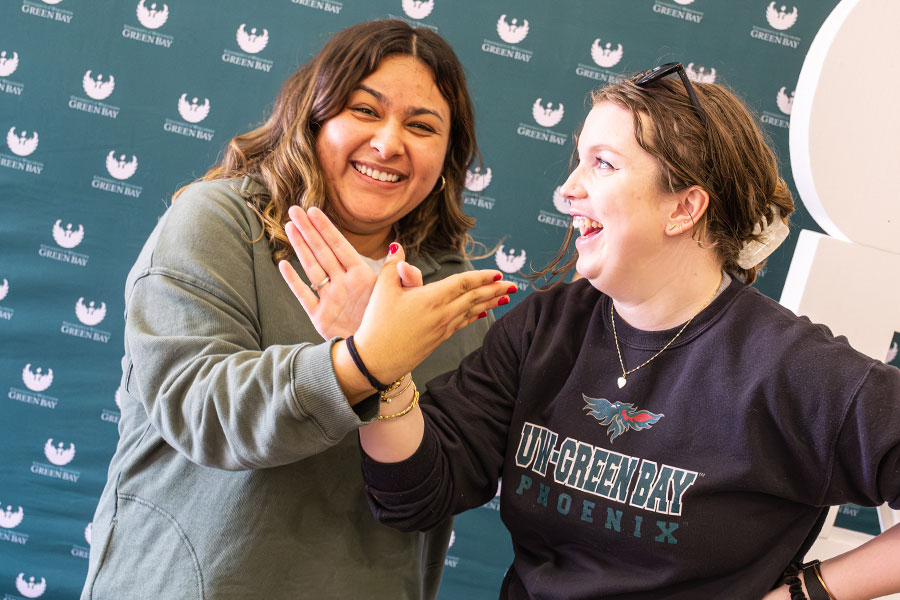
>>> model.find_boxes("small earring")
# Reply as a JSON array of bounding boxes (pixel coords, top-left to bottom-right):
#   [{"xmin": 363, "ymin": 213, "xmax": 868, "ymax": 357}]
[
  {"xmin": 434, "ymin": 174, "xmax": 446, "ymax": 194},
  {"xmin": 667, "ymin": 223, "xmax": 678, "ymax": 232},
  {"xmin": 679, "ymin": 223, "xmax": 684, "ymax": 235}
]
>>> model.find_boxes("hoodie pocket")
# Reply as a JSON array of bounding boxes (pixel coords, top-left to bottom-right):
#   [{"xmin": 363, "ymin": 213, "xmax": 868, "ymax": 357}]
[{"xmin": 87, "ymin": 489, "xmax": 205, "ymax": 599}]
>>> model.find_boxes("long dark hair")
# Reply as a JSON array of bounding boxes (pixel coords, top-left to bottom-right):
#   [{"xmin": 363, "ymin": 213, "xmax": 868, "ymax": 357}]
[{"xmin": 180, "ymin": 19, "xmax": 479, "ymax": 263}]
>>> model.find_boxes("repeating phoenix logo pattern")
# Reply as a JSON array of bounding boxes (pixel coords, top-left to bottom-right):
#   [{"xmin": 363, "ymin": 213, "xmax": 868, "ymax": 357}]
[
  {"xmin": 776, "ymin": 87, "xmax": 794, "ymax": 114},
  {"xmin": 0, "ymin": 0, "xmax": 848, "ymax": 594},
  {"xmin": 766, "ymin": 2, "xmax": 798, "ymax": 30},
  {"xmin": 82, "ymin": 71, "xmax": 115, "ymax": 100},
  {"xmin": 177, "ymin": 94, "xmax": 210, "ymax": 123},
  {"xmin": 22, "ymin": 364, "xmax": 53, "ymax": 392},
  {"xmin": 15, "ymin": 574, "xmax": 46, "ymax": 598},
  {"xmin": 0, "ymin": 504, "xmax": 24, "ymax": 529},
  {"xmin": 497, "ymin": 15, "xmax": 529, "ymax": 44},
  {"xmin": 591, "ymin": 40, "xmax": 623, "ymax": 68},
  {"xmin": 532, "ymin": 99, "xmax": 564, "ymax": 128},
  {"xmin": 75, "ymin": 298, "xmax": 106, "ymax": 326},
  {"xmin": 0, "ymin": 51, "xmax": 19, "ymax": 77},
  {"xmin": 465, "ymin": 167, "xmax": 492, "ymax": 192},
  {"xmin": 136, "ymin": 0, "xmax": 169, "ymax": 29},
  {"xmin": 44, "ymin": 439, "xmax": 76, "ymax": 466},
  {"xmin": 236, "ymin": 25, "xmax": 269, "ymax": 54},
  {"xmin": 402, "ymin": 0, "xmax": 434, "ymax": 19},
  {"xmin": 106, "ymin": 151, "xmax": 138, "ymax": 180},
  {"xmin": 52, "ymin": 220, "xmax": 84, "ymax": 248},
  {"xmin": 7, "ymin": 128, "xmax": 38, "ymax": 157}
]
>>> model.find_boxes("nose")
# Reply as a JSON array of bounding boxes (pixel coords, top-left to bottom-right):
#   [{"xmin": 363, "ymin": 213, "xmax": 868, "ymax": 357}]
[
  {"xmin": 560, "ymin": 164, "xmax": 587, "ymax": 202},
  {"xmin": 369, "ymin": 120, "xmax": 405, "ymax": 159}
]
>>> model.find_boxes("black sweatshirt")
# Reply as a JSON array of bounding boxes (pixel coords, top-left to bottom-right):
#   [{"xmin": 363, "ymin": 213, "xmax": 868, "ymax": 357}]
[{"xmin": 363, "ymin": 277, "xmax": 900, "ymax": 600}]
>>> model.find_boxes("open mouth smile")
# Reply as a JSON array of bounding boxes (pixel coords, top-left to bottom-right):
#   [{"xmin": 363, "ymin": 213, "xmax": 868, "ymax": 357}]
[
  {"xmin": 573, "ymin": 215, "xmax": 603, "ymax": 237},
  {"xmin": 352, "ymin": 161, "xmax": 402, "ymax": 183}
]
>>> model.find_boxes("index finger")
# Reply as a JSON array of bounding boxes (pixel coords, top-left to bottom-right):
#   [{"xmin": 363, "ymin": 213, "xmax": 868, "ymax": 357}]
[
  {"xmin": 288, "ymin": 205, "xmax": 344, "ymax": 277},
  {"xmin": 307, "ymin": 207, "xmax": 370, "ymax": 269},
  {"xmin": 426, "ymin": 269, "xmax": 506, "ymax": 297}
]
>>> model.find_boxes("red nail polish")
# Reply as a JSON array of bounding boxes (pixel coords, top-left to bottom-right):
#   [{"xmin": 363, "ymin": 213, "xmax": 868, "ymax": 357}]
[
  {"xmin": 507, "ymin": 286, "xmax": 518, "ymax": 294},
  {"xmin": 388, "ymin": 243, "xmax": 399, "ymax": 255},
  {"xmin": 493, "ymin": 273, "xmax": 502, "ymax": 282},
  {"xmin": 498, "ymin": 297, "xmax": 509, "ymax": 306},
  {"xmin": 478, "ymin": 311, "xmax": 487, "ymax": 319}
]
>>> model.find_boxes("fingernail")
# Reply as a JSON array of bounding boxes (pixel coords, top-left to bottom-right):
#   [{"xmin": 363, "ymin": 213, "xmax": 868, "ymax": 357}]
[
  {"xmin": 493, "ymin": 273, "xmax": 502, "ymax": 282},
  {"xmin": 388, "ymin": 243, "xmax": 399, "ymax": 255},
  {"xmin": 498, "ymin": 297, "xmax": 509, "ymax": 306},
  {"xmin": 478, "ymin": 311, "xmax": 487, "ymax": 319},
  {"xmin": 507, "ymin": 286, "xmax": 518, "ymax": 294}
]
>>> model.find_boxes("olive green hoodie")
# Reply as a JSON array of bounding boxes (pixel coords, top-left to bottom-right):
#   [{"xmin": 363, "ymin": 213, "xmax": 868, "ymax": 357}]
[{"xmin": 82, "ymin": 177, "xmax": 491, "ymax": 599}]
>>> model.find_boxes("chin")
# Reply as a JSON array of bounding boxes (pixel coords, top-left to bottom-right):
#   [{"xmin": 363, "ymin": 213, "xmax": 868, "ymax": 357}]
[
  {"xmin": 574, "ymin": 260, "xmax": 606, "ymax": 290},
  {"xmin": 574, "ymin": 257, "xmax": 594, "ymax": 280}
]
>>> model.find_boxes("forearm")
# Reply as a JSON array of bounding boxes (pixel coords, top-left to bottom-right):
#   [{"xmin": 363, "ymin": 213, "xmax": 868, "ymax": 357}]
[
  {"xmin": 135, "ymin": 339, "xmax": 368, "ymax": 469},
  {"xmin": 765, "ymin": 523, "xmax": 900, "ymax": 600},
  {"xmin": 357, "ymin": 380, "xmax": 425, "ymax": 463},
  {"xmin": 817, "ymin": 522, "xmax": 900, "ymax": 600}
]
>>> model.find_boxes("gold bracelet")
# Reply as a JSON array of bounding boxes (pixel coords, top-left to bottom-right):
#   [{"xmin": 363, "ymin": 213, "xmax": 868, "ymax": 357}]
[
  {"xmin": 380, "ymin": 374, "xmax": 406, "ymax": 395},
  {"xmin": 380, "ymin": 374, "xmax": 412, "ymax": 403},
  {"xmin": 377, "ymin": 388, "xmax": 419, "ymax": 420},
  {"xmin": 813, "ymin": 564, "xmax": 837, "ymax": 600}
]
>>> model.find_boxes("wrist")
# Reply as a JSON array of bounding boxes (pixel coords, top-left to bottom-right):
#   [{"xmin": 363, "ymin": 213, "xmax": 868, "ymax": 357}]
[
  {"xmin": 348, "ymin": 331, "xmax": 404, "ymax": 387},
  {"xmin": 377, "ymin": 379, "xmax": 419, "ymax": 419},
  {"xmin": 801, "ymin": 560, "xmax": 836, "ymax": 600},
  {"xmin": 331, "ymin": 340, "xmax": 376, "ymax": 405},
  {"xmin": 380, "ymin": 373, "xmax": 412, "ymax": 404}
]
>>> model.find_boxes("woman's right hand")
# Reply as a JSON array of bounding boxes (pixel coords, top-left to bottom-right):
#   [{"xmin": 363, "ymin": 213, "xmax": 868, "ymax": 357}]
[
  {"xmin": 346, "ymin": 243, "xmax": 514, "ymax": 391},
  {"xmin": 279, "ymin": 206, "xmax": 380, "ymax": 340}
]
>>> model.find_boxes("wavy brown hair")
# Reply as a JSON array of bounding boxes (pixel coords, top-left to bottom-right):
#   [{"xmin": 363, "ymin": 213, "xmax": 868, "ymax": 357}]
[
  {"xmin": 536, "ymin": 75, "xmax": 794, "ymax": 286},
  {"xmin": 178, "ymin": 19, "xmax": 479, "ymax": 263}
]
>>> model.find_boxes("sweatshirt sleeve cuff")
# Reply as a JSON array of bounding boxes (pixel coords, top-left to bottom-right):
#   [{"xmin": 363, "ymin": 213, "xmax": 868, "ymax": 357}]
[
  {"xmin": 288, "ymin": 338, "xmax": 377, "ymax": 442},
  {"xmin": 361, "ymin": 426, "xmax": 439, "ymax": 494}
]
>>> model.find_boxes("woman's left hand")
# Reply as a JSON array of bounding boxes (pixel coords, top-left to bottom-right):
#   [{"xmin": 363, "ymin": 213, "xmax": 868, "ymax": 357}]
[{"xmin": 279, "ymin": 206, "xmax": 379, "ymax": 340}]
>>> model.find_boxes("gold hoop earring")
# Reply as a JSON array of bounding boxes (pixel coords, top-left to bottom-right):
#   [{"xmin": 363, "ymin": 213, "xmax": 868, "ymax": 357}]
[{"xmin": 434, "ymin": 174, "xmax": 446, "ymax": 194}]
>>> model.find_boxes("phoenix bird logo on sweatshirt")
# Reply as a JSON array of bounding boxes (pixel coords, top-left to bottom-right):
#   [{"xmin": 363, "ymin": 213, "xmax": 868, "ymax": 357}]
[{"xmin": 583, "ymin": 395, "xmax": 663, "ymax": 442}]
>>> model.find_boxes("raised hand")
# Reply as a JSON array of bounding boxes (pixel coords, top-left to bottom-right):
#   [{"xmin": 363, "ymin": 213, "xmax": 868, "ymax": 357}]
[
  {"xmin": 346, "ymin": 243, "xmax": 515, "ymax": 389},
  {"xmin": 279, "ymin": 206, "xmax": 378, "ymax": 340}
]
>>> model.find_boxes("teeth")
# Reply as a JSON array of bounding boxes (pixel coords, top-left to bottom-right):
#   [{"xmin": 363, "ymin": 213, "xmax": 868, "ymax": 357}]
[
  {"xmin": 572, "ymin": 216, "xmax": 602, "ymax": 236},
  {"xmin": 353, "ymin": 162, "xmax": 400, "ymax": 183}
]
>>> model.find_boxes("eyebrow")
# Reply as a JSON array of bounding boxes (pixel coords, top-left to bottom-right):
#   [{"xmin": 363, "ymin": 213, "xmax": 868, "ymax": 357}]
[
  {"xmin": 356, "ymin": 85, "xmax": 445, "ymax": 123},
  {"xmin": 579, "ymin": 143, "xmax": 624, "ymax": 158}
]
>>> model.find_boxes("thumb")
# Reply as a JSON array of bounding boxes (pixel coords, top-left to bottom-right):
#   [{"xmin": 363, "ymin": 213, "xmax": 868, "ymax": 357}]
[
  {"xmin": 397, "ymin": 260, "xmax": 423, "ymax": 288},
  {"xmin": 375, "ymin": 242, "xmax": 405, "ymax": 286}
]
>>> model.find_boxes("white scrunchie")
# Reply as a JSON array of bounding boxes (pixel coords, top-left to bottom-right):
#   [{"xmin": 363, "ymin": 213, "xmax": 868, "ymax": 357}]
[{"xmin": 736, "ymin": 205, "xmax": 790, "ymax": 269}]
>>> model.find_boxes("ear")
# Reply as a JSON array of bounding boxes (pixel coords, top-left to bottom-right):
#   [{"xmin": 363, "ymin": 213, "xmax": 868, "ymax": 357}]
[{"xmin": 664, "ymin": 186, "xmax": 710, "ymax": 237}]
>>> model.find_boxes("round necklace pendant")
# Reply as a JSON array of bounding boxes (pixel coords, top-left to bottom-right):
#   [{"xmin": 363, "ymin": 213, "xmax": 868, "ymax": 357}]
[{"xmin": 617, "ymin": 376, "xmax": 627, "ymax": 389}]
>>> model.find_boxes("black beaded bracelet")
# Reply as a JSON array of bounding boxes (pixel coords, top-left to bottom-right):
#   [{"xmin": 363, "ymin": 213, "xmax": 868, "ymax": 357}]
[
  {"xmin": 345, "ymin": 335, "xmax": 389, "ymax": 391},
  {"xmin": 801, "ymin": 561, "xmax": 834, "ymax": 600}
]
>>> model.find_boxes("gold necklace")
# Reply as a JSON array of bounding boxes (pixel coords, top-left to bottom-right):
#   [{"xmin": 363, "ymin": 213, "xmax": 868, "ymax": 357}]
[{"xmin": 611, "ymin": 276, "xmax": 723, "ymax": 389}]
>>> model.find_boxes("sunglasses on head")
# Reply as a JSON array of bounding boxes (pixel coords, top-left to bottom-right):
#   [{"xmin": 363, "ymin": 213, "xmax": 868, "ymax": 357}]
[{"xmin": 630, "ymin": 62, "xmax": 707, "ymax": 126}]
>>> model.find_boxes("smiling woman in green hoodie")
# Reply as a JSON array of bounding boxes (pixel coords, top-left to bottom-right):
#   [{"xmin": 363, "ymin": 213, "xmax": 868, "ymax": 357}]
[{"xmin": 82, "ymin": 19, "xmax": 510, "ymax": 600}]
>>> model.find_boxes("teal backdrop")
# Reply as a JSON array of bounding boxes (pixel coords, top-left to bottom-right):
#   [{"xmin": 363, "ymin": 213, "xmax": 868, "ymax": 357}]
[{"xmin": 0, "ymin": 1, "xmax": 890, "ymax": 598}]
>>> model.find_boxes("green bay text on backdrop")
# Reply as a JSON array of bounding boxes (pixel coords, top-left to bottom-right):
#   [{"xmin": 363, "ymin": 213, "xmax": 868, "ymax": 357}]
[{"xmin": 0, "ymin": 0, "xmax": 887, "ymax": 598}]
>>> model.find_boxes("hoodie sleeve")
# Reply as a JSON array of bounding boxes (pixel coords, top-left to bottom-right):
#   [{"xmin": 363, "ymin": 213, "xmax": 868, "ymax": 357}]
[
  {"xmin": 362, "ymin": 301, "xmax": 526, "ymax": 531},
  {"xmin": 123, "ymin": 180, "xmax": 377, "ymax": 471}
]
